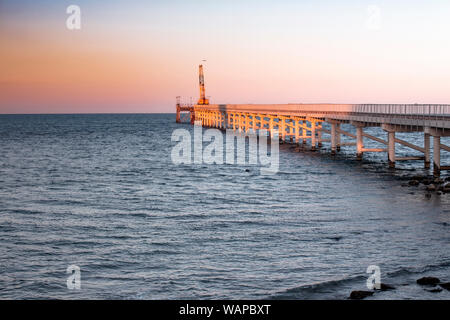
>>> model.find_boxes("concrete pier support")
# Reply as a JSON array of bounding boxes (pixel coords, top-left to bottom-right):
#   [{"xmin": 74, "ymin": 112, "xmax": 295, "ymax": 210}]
[
  {"xmin": 356, "ymin": 126, "xmax": 364, "ymax": 160},
  {"xmin": 311, "ymin": 121, "xmax": 317, "ymax": 151},
  {"xmin": 281, "ymin": 118, "xmax": 286, "ymax": 141},
  {"xmin": 317, "ymin": 123, "xmax": 323, "ymax": 148},
  {"xmin": 331, "ymin": 123, "xmax": 337, "ymax": 155},
  {"xmin": 424, "ymin": 133, "xmax": 431, "ymax": 169},
  {"xmin": 269, "ymin": 117, "xmax": 274, "ymax": 138},
  {"xmin": 425, "ymin": 127, "xmax": 450, "ymax": 176},
  {"xmin": 295, "ymin": 120, "xmax": 300, "ymax": 144},
  {"xmin": 336, "ymin": 124, "xmax": 341, "ymax": 151},
  {"xmin": 245, "ymin": 114, "xmax": 249, "ymax": 132},
  {"xmin": 388, "ymin": 131, "xmax": 396, "ymax": 168},
  {"xmin": 433, "ymin": 136, "xmax": 441, "ymax": 176},
  {"xmin": 302, "ymin": 121, "xmax": 307, "ymax": 145},
  {"xmin": 176, "ymin": 106, "xmax": 181, "ymax": 123},
  {"xmin": 238, "ymin": 113, "xmax": 242, "ymax": 132},
  {"xmin": 288, "ymin": 120, "xmax": 293, "ymax": 143},
  {"xmin": 252, "ymin": 114, "xmax": 256, "ymax": 132}
]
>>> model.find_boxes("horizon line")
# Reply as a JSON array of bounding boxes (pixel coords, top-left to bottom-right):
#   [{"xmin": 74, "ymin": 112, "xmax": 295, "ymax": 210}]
[{"xmin": 0, "ymin": 112, "xmax": 177, "ymax": 115}]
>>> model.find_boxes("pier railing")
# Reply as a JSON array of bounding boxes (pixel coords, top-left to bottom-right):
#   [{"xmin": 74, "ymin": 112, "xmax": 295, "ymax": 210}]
[{"xmin": 195, "ymin": 103, "xmax": 450, "ymax": 116}]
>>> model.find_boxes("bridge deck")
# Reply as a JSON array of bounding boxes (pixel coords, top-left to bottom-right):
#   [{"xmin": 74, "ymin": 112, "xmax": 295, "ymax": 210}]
[{"xmin": 194, "ymin": 104, "xmax": 450, "ymax": 129}]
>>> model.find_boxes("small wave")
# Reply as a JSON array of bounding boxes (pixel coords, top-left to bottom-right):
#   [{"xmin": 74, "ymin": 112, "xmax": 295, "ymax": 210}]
[
  {"xmin": 146, "ymin": 249, "xmax": 182, "ymax": 255},
  {"xmin": 386, "ymin": 259, "xmax": 450, "ymax": 278},
  {"xmin": 8, "ymin": 209, "xmax": 42, "ymax": 215},
  {"xmin": 269, "ymin": 274, "xmax": 366, "ymax": 299}
]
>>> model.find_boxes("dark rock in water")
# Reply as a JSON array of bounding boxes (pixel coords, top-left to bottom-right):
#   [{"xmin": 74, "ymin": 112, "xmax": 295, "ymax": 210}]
[
  {"xmin": 245, "ymin": 169, "xmax": 250, "ymax": 172},
  {"xmin": 439, "ymin": 282, "xmax": 450, "ymax": 291},
  {"xmin": 417, "ymin": 277, "xmax": 440, "ymax": 286},
  {"xmin": 437, "ymin": 191, "xmax": 442, "ymax": 195},
  {"xmin": 425, "ymin": 193, "xmax": 432, "ymax": 199},
  {"xmin": 408, "ymin": 180, "xmax": 420, "ymax": 186},
  {"xmin": 426, "ymin": 185, "xmax": 437, "ymax": 192},
  {"xmin": 422, "ymin": 179, "xmax": 432, "ymax": 185},
  {"xmin": 434, "ymin": 178, "xmax": 444, "ymax": 184},
  {"xmin": 427, "ymin": 288, "xmax": 442, "ymax": 293},
  {"xmin": 327, "ymin": 236, "xmax": 343, "ymax": 241},
  {"xmin": 445, "ymin": 177, "xmax": 450, "ymax": 182},
  {"xmin": 378, "ymin": 283, "xmax": 395, "ymax": 291},
  {"xmin": 349, "ymin": 290, "xmax": 374, "ymax": 300},
  {"xmin": 411, "ymin": 175, "xmax": 425, "ymax": 181}
]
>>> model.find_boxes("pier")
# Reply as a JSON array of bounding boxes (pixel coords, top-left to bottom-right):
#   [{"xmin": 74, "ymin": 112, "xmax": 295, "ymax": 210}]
[{"xmin": 177, "ymin": 67, "xmax": 450, "ymax": 176}]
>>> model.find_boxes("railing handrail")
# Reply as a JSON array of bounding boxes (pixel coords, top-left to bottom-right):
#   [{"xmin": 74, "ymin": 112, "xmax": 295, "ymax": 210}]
[{"xmin": 193, "ymin": 103, "xmax": 450, "ymax": 116}]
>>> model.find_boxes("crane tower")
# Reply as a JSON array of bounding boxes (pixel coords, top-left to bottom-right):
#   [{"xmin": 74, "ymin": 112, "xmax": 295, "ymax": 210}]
[{"xmin": 197, "ymin": 65, "xmax": 209, "ymax": 105}]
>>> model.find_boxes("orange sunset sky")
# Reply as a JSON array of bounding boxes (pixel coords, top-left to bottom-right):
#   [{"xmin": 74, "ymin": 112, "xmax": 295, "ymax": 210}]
[{"xmin": 1, "ymin": 0, "xmax": 450, "ymax": 114}]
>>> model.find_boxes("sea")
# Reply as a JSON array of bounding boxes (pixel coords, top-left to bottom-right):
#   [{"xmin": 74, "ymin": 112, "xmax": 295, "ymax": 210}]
[{"xmin": 0, "ymin": 113, "xmax": 449, "ymax": 299}]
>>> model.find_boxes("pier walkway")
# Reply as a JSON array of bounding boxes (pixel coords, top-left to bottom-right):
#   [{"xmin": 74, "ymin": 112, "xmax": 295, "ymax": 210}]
[{"xmin": 183, "ymin": 103, "xmax": 450, "ymax": 175}]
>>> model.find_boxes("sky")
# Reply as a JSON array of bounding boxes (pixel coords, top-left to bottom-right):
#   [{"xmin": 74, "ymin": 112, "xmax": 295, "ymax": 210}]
[{"xmin": 1, "ymin": 0, "xmax": 450, "ymax": 114}]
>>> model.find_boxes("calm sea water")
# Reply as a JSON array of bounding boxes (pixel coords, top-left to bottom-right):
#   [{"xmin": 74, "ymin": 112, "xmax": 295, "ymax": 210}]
[{"xmin": 0, "ymin": 114, "xmax": 449, "ymax": 300}]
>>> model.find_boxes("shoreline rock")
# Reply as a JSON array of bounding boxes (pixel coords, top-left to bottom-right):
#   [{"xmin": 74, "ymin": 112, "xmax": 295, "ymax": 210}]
[
  {"xmin": 439, "ymin": 282, "xmax": 450, "ymax": 291},
  {"xmin": 349, "ymin": 290, "xmax": 374, "ymax": 300},
  {"xmin": 378, "ymin": 283, "xmax": 395, "ymax": 291},
  {"xmin": 417, "ymin": 277, "xmax": 440, "ymax": 286},
  {"xmin": 408, "ymin": 180, "xmax": 420, "ymax": 186},
  {"xmin": 404, "ymin": 173, "xmax": 450, "ymax": 195}
]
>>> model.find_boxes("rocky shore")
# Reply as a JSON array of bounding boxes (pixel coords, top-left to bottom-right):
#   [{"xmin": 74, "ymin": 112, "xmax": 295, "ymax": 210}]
[
  {"xmin": 349, "ymin": 276, "xmax": 450, "ymax": 299},
  {"xmin": 402, "ymin": 175, "xmax": 450, "ymax": 197}
]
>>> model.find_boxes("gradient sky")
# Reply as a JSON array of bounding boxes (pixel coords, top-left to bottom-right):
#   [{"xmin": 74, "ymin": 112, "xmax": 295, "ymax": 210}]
[{"xmin": 1, "ymin": 0, "xmax": 450, "ymax": 113}]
